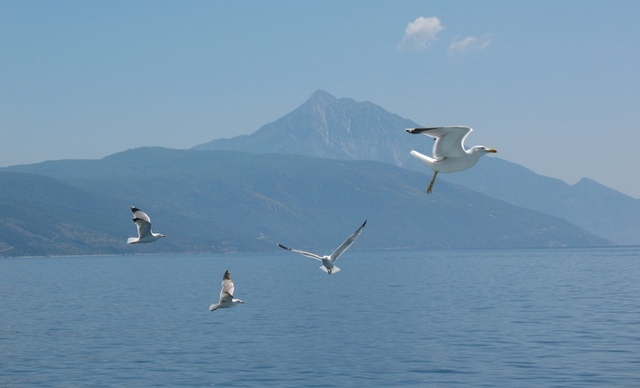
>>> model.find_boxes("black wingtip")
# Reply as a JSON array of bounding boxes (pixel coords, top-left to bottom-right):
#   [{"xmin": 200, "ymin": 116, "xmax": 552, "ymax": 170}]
[
  {"xmin": 130, "ymin": 206, "xmax": 140, "ymax": 212},
  {"xmin": 406, "ymin": 127, "xmax": 439, "ymax": 135},
  {"xmin": 362, "ymin": 219, "xmax": 368, "ymax": 227},
  {"xmin": 405, "ymin": 127, "xmax": 427, "ymax": 134},
  {"xmin": 277, "ymin": 243, "xmax": 290, "ymax": 251},
  {"xmin": 223, "ymin": 270, "xmax": 231, "ymax": 280}
]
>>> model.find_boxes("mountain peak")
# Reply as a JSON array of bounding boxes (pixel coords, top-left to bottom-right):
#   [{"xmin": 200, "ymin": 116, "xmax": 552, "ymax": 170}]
[
  {"xmin": 308, "ymin": 89, "xmax": 337, "ymax": 102},
  {"xmin": 193, "ymin": 90, "xmax": 420, "ymax": 165},
  {"xmin": 302, "ymin": 89, "xmax": 356, "ymax": 113},
  {"xmin": 300, "ymin": 89, "xmax": 341, "ymax": 114}
]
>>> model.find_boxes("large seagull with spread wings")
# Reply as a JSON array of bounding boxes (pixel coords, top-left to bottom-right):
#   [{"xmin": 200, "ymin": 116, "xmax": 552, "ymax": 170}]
[{"xmin": 406, "ymin": 126, "xmax": 497, "ymax": 194}]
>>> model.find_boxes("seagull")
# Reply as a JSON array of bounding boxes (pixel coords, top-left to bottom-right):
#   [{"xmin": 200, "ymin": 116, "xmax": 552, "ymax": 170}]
[
  {"xmin": 406, "ymin": 126, "xmax": 497, "ymax": 194},
  {"xmin": 277, "ymin": 220, "xmax": 367, "ymax": 275},
  {"xmin": 209, "ymin": 270, "xmax": 245, "ymax": 311},
  {"xmin": 127, "ymin": 206, "xmax": 166, "ymax": 244}
]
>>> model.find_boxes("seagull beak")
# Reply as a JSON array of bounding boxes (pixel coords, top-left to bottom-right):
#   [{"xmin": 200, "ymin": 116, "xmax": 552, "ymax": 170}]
[{"xmin": 486, "ymin": 148, "xmax": 497, "ymax": 153}]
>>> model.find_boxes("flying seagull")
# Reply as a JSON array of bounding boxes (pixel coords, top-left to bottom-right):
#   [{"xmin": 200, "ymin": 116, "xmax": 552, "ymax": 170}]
[
  {"xmin": 406, "ymin": 126, "xmax": 497, "ymax": 194},
  {"xmin": 277, "ymin": 220, "xmax": 367, "ymax": 275},
  {"xmin": 209, "ymin": 270, "xmax": 245, "ymax": 311},
  {"xmin": 127, "ymin": 206, "xmax": 166, "ymax": 244}
]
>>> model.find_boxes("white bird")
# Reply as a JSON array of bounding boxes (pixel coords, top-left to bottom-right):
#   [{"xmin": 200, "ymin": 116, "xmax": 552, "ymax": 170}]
[
  {"xmin": 406, "ymin": 126, "xmax": 497, "ymax": 194},
  {"xmin": 127, "ymin": 206, "xmax": 166, "ymax": 244},
  {"xmin": 209, "ymin": 270, "xmax": 245, "ymax": 311},
  {"xmin": 277, "ymin": 220, "xmax": 367, "ymax": 275}
]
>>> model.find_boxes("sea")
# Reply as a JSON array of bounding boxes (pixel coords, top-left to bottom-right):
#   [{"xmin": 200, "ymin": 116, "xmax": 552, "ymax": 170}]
[{"xmin": 1, "ymin": 247, "xmax": 639, "ymax": 387}]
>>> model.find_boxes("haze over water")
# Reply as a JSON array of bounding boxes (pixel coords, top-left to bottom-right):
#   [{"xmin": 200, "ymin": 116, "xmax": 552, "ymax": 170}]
[{"xmin": 1, "ymin": 248, "xmax": 639, "ymax": 386}]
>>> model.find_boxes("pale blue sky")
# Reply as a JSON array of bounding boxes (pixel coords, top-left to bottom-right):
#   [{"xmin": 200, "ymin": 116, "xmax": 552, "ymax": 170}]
[{"xmin": 2, "ymin": 1, "xmax": 640, "ymax": 198}]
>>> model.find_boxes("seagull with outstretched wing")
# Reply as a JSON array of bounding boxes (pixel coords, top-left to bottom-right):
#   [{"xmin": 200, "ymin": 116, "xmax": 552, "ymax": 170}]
[
  {"xmin": 127, "ymin": 206, "xmax": 166, "ymax": 244},
  {"xmin": 209, "ymin": 270, "xmax": 245, "ymax": 311},
  {"xmin": 405, "ymin": 126, "xmax": 497, "ymax": 194},
  {"xmin": 278, "ymin": 220, "xmax": 367, "ymax": 275}
]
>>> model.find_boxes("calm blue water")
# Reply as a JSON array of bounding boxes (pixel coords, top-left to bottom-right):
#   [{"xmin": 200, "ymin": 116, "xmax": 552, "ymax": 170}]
[{"xmin": 1, "ymin": 247, "xmax": 639, "ymax": 387}]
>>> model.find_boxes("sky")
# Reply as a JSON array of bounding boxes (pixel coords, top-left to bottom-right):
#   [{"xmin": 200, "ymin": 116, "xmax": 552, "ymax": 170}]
[{"xmin": 2, "ymin": 1, "xmax": 640, "ymax": 198}]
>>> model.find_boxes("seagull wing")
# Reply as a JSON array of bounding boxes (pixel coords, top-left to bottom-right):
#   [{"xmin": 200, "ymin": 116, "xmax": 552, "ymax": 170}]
[
  {"xmin": 277, "ymin": 243, "xmax": 323, "ymax": 261},
  {"xmin": 219, "ymin": 271, "xmax": 235, "ymax": 302},
  {"xmin": 220, "ymin": 278, "xmax": 235, "ymax": 302},
  {"xmin": 329, "ymin": 220, "xmax": 367, "ymax": 262},
  {"xmin": 131, "ymin": 207, "xmax": 153, "ymax": 238},
  {"xmin": 407, "ymin": 126, "xmax": 472, "ymax": 159},
  {"xmin": 131, "ymin": 207, "xmax": 151, "ymax": 223},
  {"xmin": 132, "ymin": 216, "xmax": 152, "ymax": 238}
]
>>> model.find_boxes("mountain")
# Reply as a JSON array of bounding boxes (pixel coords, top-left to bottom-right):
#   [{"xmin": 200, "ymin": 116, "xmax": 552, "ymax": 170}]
[
  {"xmin": 193, "ymin": 89, "xmax": 424, "ymax": 169},
  {"xmin": 1, "ymin": 148, "xmax": 610, "ymax": 257},
  {"xmin": 442, "ymin": 158, "xmax": 640, "ymax": 245},
  {"xmin": 0, "ymin": 171, "xmax": 127, "ymax": 256},
  {"xmin": 3, "ymin": 91, "xmax": 635, "ymax": 256},
  {"xmin": 194, "ymin": 90, "xmax": 640, "ymax": 245}
]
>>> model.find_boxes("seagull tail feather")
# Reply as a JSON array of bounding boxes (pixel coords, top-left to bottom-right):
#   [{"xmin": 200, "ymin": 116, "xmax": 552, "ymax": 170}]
[
  {"xmin": 320, "ymin": 265, "xmax": 340, "ymax": 274},
  {"xmin": 409, "ymin": 150, "xmax": 436, "ymax": 167}
]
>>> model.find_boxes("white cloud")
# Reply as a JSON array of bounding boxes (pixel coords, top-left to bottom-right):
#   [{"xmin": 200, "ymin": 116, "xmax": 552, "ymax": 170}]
[
  {"xmin": 448, "ymin": 34, "xmax": 492, "ymax": 55},
  {"xmin": 398, "ymin": 16, "xmax": 444, "ymax": 51}
]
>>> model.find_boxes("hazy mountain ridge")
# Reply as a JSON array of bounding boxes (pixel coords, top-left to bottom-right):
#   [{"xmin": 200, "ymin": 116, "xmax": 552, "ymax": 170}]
[
  {"xmin": 0, "ymin": 149, "xmax": 610, "ymax": 257},
  {"xmin": 194, "ymin": 90, "xmax": 640, "ymax": 245},
  {"xmin": 442, "ymin": 158, "xmax": 640, "ymax": 245},
  {"xmin": 0, "ymin": 171, "xmax": 126, "ymax": 256},
  {"xmin": 2, "ymin": 90, "xmax": 636, "ymax": 256}
]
